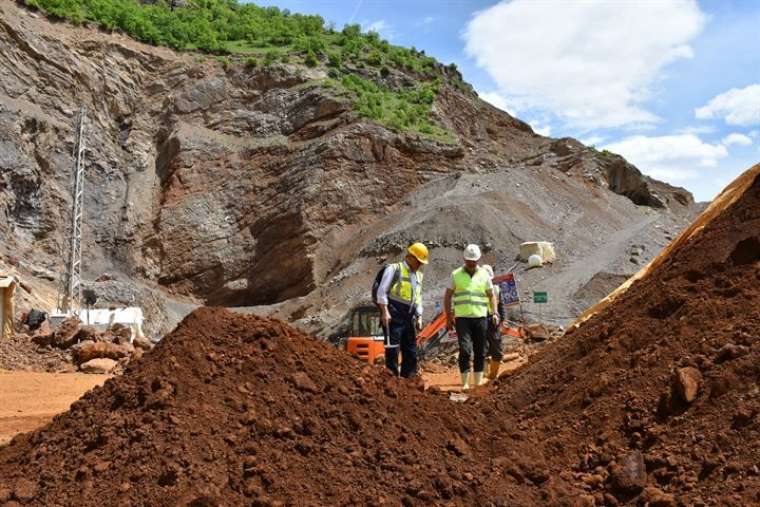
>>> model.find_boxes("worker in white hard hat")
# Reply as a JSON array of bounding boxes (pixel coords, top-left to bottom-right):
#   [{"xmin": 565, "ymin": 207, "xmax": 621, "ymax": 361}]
[
  {"xmin": 481, "ymin": 264, "xmax": 506, "ymax": 380},
  {"xmin": 375, "ymin": 242, "xmax": 429, "ymax": 378},
  {"xmin": 443, "ymin": 244, "xmax": 499, "ymax": 390}
]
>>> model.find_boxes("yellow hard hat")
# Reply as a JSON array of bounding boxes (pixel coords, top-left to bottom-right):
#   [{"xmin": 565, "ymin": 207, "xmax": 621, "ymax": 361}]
[{"xmin": 407, "ymin": 242, "xmax": 429, "ymax": 264}]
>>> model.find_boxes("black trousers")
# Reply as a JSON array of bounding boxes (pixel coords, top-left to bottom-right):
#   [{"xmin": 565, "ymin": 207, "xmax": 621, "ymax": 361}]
[
  {"xmin": 385, "ymin": 303, "xmax": 417, "ymax": 378},
  {"xmin": 455, "ymin": 317, "xmax": 487, "ymax": 373},
  {"xmin": 485, "ymin": 317, "xmax": 503, "ymax": 361}
]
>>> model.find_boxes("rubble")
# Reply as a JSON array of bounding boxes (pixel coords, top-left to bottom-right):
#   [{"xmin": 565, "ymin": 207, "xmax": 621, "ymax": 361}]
[{"xmin": 4, "ymin": 317, "xmax": 148, "ymax": 374}]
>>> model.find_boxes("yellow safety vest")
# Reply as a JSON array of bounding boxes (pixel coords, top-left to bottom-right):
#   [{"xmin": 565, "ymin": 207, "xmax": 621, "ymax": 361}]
[
  {"xmin": 389, "ymin": 262, "xmax": 423, "ymax": 307},
  {"xmin": 452, "ymin": 266, "xmax": 490, "ymax": 318},
  {"xmin": 487, "ymin": 284, "xmax": 500, "ymax": 315}
]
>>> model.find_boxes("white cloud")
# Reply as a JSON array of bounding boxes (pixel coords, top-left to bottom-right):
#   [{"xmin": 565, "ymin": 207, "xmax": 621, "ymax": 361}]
[
  {"xmin": 602, "ymin": 134, "xmax": 728, "ymax": 182},
  {"xmin": 695, "ymin": 84, "xmax": 760, "ymax": 126},
  {"xmin": 479, "ymin": 91, "xmax": 516, "ymax": 116},
  {"xmin": 722, "ymin": 133, "xmax": 752, "ymax": 147},
  {"xmin": 676, "ymin": 125, "xmax": 716, "ymax": 135},
  {"xmin": 531, "ymin": 123, "xmax": 552, "ymax": 137},
  {"xmin": 581, "ymin": 136, "xmax": 606, "ymax": 147},
  {"xmin": 464, "ymin": 0, "xmax": 705, "ymax": 130},
  {"xmin": 421, "ymin": 16, "xmax": 435, "ymax": 25},
  {"xmin": 364, "ymin": 19, "xmax": 394, "ymax": 38}
]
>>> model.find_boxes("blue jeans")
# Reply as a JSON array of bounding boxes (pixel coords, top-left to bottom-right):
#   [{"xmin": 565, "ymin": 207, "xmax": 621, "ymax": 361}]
[{"xmin": 385, "ymin": 302, "xmax": 417, "ymax": 378}]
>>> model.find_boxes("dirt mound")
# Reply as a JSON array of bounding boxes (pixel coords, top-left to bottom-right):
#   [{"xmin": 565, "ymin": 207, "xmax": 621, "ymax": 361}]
[
  {"xmin": 0, "ymin": 332, "xmax": 71, "ymax": 373},
  {"xmin": 0, "ymin": 307, "xmax": 552, "ymax": 506},
  {"xmin": 483, "ymin": 165, "xmax": 760, "ymax": 504}
]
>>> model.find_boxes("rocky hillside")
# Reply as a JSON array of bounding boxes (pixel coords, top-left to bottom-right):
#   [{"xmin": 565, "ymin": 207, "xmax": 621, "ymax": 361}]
[{"xmin": 0, "ymin": 0, "xmax": 696, "ymax": 338}]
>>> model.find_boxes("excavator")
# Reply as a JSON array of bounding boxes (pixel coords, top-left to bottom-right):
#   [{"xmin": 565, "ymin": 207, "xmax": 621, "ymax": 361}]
[{"xmin": 345, "ymin": 272, "xmax": 522, "ymax": 364}]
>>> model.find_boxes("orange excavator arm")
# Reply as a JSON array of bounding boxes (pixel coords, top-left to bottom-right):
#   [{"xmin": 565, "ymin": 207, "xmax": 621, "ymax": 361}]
[{"xmin": 416, "ymin": 311, "xmax": 448, "ymax": 347}]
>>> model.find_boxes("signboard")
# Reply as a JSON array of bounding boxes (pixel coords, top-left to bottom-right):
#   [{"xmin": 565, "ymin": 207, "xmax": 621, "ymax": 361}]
[
  {"xmin": 533, "ymin": 291, "xmax": 548, "ymax": 304},
  {"xmin": 498, "ymin": 273, "xmax": 520, "ymax": 307}
]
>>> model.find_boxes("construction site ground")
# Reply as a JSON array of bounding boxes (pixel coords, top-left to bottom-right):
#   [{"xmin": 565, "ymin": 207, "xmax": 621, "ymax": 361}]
[{"xmin": 0, "ymin": 370, "xmax": 108, "ymax": 445}]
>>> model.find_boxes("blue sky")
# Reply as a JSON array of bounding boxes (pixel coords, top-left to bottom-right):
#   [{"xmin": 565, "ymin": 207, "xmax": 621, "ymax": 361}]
[{"xmin": 253, "ymin": 0, "xmax": 760, "ymax": 202}]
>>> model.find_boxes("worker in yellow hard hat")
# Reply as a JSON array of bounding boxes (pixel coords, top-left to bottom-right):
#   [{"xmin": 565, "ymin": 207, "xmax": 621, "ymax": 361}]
[{"xmin": 375, "ymin": 242, "xmax": 429, "ymax": 378}]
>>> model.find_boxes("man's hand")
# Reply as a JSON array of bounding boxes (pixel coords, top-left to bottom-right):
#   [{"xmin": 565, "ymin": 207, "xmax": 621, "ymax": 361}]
[
  {"xmin": 380, "ymin": 308, "xmax": 391, "ymax": 328},
  {"xmin": 491, "ymin": 313, "xmax": 500, "ymax": 327},
  {"xmin": 446, "ymin": 315, "xmax": 455, "ymax": 331},
  {"xmin": 415, "ymin": 315, "xmax": 423, "ymax": 331}
]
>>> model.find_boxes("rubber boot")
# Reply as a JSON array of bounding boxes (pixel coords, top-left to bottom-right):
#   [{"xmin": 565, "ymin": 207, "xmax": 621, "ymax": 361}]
[
  {"xmin": 487, "ymin": 359, "xmax": 500, "ymax": 380},
  {"xmin": 484, "ymin": 359, "xmax": 495, "ymax": 380},
  {"xmin": 461, "ymin": 370, "xmax": 471, "ymax": 391},
  {"xmin": 473, "ymin": 371, "xmax": 484, "ymax": 386}
]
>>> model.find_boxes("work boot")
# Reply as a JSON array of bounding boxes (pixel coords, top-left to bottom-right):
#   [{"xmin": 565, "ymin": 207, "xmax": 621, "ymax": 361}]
[
  {"xmin": 473, "ymin": 371, "xmax": 484, "ymax": 386},
  {"xmin": 461, "ymin": 370, "xmax": 471, "ymax": 391},
  {"xmin": 487, "ymin": 359, "xmax": 500, "ymax": 380}
]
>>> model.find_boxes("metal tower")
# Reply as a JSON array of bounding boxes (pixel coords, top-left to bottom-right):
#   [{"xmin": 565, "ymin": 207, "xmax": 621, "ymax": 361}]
[{"xmin": 58, "ymin": 107, "xmax": 87, "ymax": 315}]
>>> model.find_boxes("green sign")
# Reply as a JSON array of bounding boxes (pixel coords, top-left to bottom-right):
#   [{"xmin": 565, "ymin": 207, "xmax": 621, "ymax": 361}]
[{"xmin": 533, "ymin": 291, "xmax": 548, "ymax": 304}]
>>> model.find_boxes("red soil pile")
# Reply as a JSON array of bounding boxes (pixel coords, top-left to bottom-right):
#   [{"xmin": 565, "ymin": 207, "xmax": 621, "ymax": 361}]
[
  {"xmin": 0, "ymin": 308, "xmax": 547, "ymax": 506},
  {"xmin": 482, "ymin": 165, "xmax": 760, "ymax": 505}
]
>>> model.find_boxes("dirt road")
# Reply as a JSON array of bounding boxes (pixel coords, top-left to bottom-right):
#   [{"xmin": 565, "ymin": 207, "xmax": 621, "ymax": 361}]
[{"xmin": 0, "ymin": 370, "xmax": 109, "ymax": 445}]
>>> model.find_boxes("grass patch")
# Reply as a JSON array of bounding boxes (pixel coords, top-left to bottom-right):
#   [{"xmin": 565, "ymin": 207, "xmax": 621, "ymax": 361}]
[{"xmin": 23, "ymin": 0, "xmax": 464, "ymax": 141}]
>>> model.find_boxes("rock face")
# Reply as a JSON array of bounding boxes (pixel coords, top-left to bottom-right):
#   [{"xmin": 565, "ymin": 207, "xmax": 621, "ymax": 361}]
[{"xmin": 0, "ymin": 1, "xmax": 697, "ymax": 335}]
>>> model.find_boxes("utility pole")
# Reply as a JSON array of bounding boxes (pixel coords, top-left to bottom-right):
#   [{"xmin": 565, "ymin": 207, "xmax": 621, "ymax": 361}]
[{"xmin": 57, "ymin": 107, "xmax": 87, "ymax": 315}]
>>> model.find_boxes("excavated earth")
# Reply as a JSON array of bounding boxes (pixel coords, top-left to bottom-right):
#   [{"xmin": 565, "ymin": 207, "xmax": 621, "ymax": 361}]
[
  {"xmin": 0, "ymin": 0, "xmax": 697, "ymax": 340},
  {"xmin": 0, "ymin": 166, "xmax": 758, "ymax": 506},
  {"xmin": 478, "ymin": 165, "xmax": 760, "ymax": 505},
  {"xmin": 0, "ymin": 307, "xmax": 547, "ymax": 506}
]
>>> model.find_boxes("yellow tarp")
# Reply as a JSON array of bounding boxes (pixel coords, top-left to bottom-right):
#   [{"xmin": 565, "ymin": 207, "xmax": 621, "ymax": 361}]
[{"xmin": 572, "ymin": 163, "xmax": 760, "ymax": 330}]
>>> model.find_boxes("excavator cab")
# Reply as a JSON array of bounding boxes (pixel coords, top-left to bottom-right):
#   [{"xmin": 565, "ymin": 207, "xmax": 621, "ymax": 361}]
[{"xmin": 345, "ymin": 305, "xmax": 386, "ymax": 365}]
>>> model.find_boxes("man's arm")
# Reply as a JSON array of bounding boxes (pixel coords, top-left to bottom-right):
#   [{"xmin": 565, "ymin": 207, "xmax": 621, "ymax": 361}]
[
  {"xmin": 486, "ymin": 288, "xmax": 500, "ymax": 324},
  {"xmin": 497, "ymin": 289, "xmax": 507, "ymax": 321},
  {"xmin": 444, "ymin": 288, "xmax": 454, "ymax": 330},
  {"xmin": 376, "ymin": 265, "xmax": 397, "ymax": 327}
]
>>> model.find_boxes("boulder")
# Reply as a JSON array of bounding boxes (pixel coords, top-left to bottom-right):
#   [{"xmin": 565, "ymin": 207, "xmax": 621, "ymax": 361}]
[
  {"xmin": 52, "ymin": 316, "xmax": 82, "ymax": 348},
  {"xmin": 80, "ymin": 358, "xmax": 117, "ymax": 374},
  {"xmin": 290, "ymin": 372, "xmax": 318, "ymax": 393},
  {"xmin": 609, "ymin": 451, "xmax": 647, "ymax": 494},
  {"xmin": 673, "ymin": 367, "xmax": 702, "ymax": 403},
  {"xmin": 75, "ymin": 341, "xmax": 131, "ymax": 364},
  {"xmin": 133, "ymin": 334, "xmax": 154, "ymax": 351},
  {"xmin": 75, "ymin": 325, "xmax": 102, "ymax": 343},
  {"xmin": 108, "ymin": 323, "xmax": 133, "ymax": 345}
]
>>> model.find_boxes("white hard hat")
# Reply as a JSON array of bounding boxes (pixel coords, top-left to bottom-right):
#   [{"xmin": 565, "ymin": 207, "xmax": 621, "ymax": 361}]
[
  {"xmin": 482, "ymin": 264, "xmax": 494, "ymax": 278},
  {"xmin": 463, "ymin": 244, "xmax": 481, "ymax": 261}
]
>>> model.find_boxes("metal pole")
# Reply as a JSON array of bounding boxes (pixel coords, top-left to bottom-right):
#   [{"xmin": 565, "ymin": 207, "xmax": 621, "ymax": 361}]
[{"xmin": 58, "ymin": 106, "xmax": 87, "ymax": 315}]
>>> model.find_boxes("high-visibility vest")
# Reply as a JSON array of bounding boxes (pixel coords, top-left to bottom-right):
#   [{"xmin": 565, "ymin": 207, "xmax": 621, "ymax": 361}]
[
  {"xmin": 389, "ymin": 262, "xmax": 423, "ymax": 307},
  {"xmin": 452, "ymin": 266, "xmax": 490, "ymax": 318},
  {"xmin": 487, "ymin": 284, "xmax": 500, "ymax": 315}
]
